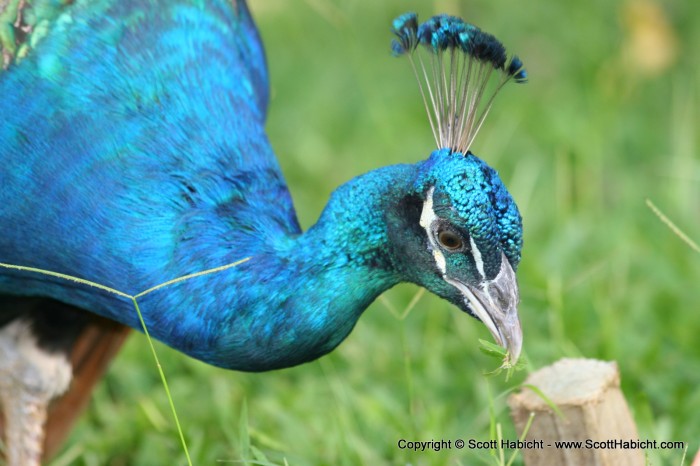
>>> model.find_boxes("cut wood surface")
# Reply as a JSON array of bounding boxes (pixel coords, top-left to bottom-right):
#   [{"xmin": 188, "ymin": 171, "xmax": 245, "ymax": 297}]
[{"xmin": 508, "ymin": 358, "xmax": 645, "ymax": 466}]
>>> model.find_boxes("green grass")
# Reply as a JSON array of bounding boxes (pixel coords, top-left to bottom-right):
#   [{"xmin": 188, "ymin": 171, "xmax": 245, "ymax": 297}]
[{"xmin": 46, "ymin": 0, "xmax": 700, "ymax": 464}]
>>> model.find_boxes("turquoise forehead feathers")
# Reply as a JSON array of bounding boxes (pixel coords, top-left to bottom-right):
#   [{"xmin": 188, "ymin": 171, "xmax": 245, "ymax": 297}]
[{"xmin": 392, "ymin": 13, "xmax": 527, "ymax": 154}]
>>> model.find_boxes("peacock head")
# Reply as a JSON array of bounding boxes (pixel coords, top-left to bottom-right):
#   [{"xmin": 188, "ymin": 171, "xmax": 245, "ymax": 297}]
[{"xmin": 389, "ymin": 13, "xmax": 526, "ymax": 364}]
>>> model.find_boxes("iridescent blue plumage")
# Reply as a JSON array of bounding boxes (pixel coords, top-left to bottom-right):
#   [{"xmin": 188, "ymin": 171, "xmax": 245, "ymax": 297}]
[
  {"xmin": 0, "ymin": 4, "xmax": 527, "ymax": 460},
  {"xmin": 414, "ymin": 149, "xmax": 522, "ymax": 273},
  {"xmin": 0, "ymin": 0, "xmax": 524, "ymax": 401}
]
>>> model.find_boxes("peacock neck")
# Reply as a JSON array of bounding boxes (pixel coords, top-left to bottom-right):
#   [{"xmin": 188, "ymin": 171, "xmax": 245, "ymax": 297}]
[
  {"xmin": 0, "ymin": 161, "xmax": 421, "ymax": 371},
  {"xmin": 300, "ymin": 163, "xmax": 418, "ymax": 278},
  {"xmin": 151, "ymin": 162, "xmax": 421, "ymax": 370}
]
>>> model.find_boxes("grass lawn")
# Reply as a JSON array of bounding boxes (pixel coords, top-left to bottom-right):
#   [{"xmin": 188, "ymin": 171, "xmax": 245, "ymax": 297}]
[{"xmin": 48, "ymin": 0, "xmax": 699, "ymax": 465}]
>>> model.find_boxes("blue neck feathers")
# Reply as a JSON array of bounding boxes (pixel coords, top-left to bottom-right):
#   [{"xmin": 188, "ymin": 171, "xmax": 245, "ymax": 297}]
[{"xmin": 137, "ymin": 164, "xmax": 418, "ymax": 370}]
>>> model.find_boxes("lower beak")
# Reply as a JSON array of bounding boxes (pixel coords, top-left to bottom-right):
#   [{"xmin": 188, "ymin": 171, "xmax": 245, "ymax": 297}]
[{"xmin": 446, "ymin": 252, "xmax": 522, "ymax": 365}]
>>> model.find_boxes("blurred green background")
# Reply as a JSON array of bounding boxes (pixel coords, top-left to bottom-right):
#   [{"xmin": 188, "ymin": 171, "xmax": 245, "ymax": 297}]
[{"xmin": 52, "ymin": 0, "xmax": 699, "ymax": 465}]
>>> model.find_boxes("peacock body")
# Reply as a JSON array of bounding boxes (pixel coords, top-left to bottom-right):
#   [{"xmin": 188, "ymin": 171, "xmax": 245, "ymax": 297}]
[{"xmin": 0, "ymin": 1, "xmax": 526, "ymax": 463}]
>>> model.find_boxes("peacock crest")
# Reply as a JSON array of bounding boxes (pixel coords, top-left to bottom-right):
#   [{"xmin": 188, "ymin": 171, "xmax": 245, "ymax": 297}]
[{"xmin": 392, "ymin": 13, "xmax": 527, "ymax": 155}]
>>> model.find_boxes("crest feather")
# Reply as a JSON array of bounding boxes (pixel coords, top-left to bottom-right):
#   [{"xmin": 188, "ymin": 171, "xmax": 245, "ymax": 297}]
[{"xmin": 392, "ymin": 14, "xmax": 526, "ymax": 154}]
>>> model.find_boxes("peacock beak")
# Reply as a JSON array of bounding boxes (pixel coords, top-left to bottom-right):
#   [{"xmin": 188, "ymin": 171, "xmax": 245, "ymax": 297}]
[{"xmin": 446, "ymin": 252, "xmax": 522, "ymax": 364}]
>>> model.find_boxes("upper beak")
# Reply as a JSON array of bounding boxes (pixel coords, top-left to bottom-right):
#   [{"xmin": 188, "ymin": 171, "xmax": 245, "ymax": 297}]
[{"xmin": 445, "ymin": 252, "xmax": 522, "ymax": 365}]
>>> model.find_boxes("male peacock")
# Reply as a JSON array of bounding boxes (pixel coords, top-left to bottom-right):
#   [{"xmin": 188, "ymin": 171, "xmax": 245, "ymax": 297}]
[{"xmin": 0, "ymin": 1, "xmax": 526, "ymax": 464}]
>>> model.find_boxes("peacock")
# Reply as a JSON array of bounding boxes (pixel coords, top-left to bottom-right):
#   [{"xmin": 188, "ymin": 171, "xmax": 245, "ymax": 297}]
[{"xmin": 0, "ymin": 1, "xmax": 526, "ymax": 464}]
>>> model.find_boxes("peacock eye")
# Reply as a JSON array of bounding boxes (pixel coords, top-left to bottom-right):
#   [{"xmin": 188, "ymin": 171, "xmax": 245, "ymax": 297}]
[{"xmin": 437, "ymin": 228, "xmax": 463, "ymax": 251}]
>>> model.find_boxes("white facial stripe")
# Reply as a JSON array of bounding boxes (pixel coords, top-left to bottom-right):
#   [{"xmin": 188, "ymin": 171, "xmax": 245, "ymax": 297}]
[
  {"xmin": 419, "ymin": 187, "xmax": 446, "ymax": 274},
  {"xmin": 418, "ymin": 187, "xmax": 436, "ymax": 230},
  {"xmin": 470, "ymin": 235, "xmax": 485, "ymax": 279}
]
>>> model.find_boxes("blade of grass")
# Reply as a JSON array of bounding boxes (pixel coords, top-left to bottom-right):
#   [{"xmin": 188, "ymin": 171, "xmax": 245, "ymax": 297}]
[
  {"xmin": 646, "ymin": 199, "xmax": 700, "ymax": 254},
  {"xmin": 0, "ymin": 257, "xmax": 251, "ymax": 466},
  {"xmin": 506, "ymin": 412, "xmax": 535, "ymax": 466}
]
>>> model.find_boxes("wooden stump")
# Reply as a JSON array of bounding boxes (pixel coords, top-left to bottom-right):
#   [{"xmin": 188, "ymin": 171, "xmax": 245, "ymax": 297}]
[{"xmin": 508, "ymin": 358, "xmax": 644, "ymax": 466}]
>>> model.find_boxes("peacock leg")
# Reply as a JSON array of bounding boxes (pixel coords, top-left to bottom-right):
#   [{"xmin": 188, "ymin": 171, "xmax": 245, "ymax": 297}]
[
  {"xmin": 0, "ymin": 318, "xmax": 72, "ymax": 466},
  {"xmin": 0, "ymin": 298, "xmax": 131, "ymax": 463}
]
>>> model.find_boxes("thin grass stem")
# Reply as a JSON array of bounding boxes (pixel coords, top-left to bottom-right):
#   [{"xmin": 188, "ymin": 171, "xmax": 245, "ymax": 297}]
[
  {"xmin": 646, "ymin": 199, "xmax": 700, "ymax": 254},
  {"xmin": 131, "ymin": 297, "xmax": 193, "ymax": 465},
  {"xmin": 135, "ymin": 257, "xmax": 252, "ymax": 298},
  {"xmin": 0, "ymin": 256, "xmax": 251, "ymax": 464},
  {"xmin": 0, "ymin": 263, "xmax": 131, "ymax": 299}
]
